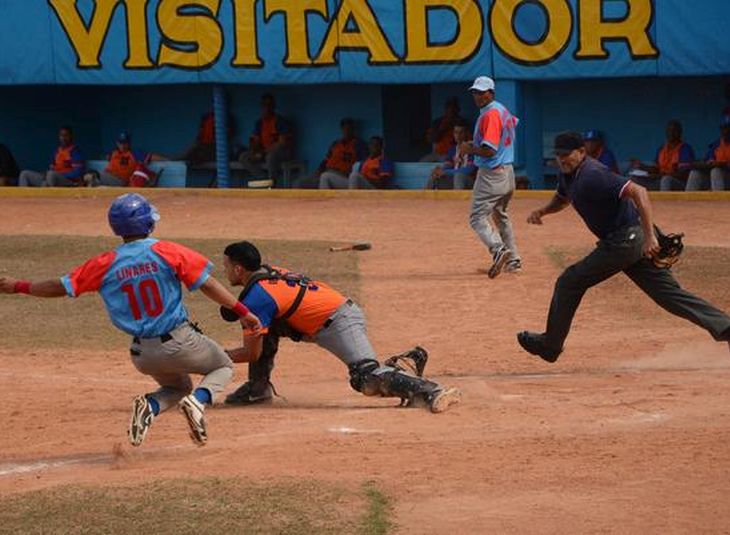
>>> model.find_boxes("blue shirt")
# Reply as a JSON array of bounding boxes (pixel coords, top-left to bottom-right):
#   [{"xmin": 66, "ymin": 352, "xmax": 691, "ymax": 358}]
[
  {"xmin": 61, "ymin": 238, "xmax": 212, "ymax": 338},
  {"xmin": 472, "ymin": 100, "xmax": 518, "ymax": 169},
  {"xmin": 557, "ymin": 157, "xmax": 639, "ymax": 239}
]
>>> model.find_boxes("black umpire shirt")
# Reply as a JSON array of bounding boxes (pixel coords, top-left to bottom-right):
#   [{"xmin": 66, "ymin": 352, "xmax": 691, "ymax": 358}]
[{"xmin": 557, "ymin": 156, "xmax": 640, "ymax": 239}]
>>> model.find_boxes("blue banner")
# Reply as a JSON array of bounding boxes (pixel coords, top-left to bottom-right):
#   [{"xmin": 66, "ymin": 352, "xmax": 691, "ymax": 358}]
[{"xmin": 0, "ymin": 0, "xmax": 728, "ymax": 85}]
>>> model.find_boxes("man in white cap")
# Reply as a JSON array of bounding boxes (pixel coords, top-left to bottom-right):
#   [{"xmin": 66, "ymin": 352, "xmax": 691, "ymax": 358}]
[{"xmin": 461, "ymin": 76, "xmax": 521, "ymax": 277}]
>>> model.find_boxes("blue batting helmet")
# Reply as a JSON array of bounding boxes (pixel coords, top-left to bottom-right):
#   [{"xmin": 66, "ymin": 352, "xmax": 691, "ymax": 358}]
[{"xmin": 108, "ymin": 193, "xmax": 160, "ymax": 237}]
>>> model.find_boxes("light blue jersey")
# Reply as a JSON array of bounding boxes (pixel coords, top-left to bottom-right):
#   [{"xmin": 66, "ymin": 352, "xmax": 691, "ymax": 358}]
[{"xmin": 61, "ymin": 238, "xmax": 212, "ymax": 338}]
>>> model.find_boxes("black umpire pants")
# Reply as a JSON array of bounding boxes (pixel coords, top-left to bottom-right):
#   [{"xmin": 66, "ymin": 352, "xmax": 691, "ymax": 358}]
[{"xmin": 544, "ymin": 225, "xmax": 730, "ymax": 350}]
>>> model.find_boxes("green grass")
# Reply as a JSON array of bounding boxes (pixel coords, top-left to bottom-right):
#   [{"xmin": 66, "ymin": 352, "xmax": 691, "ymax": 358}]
[
  {"xmin": 0, "ymin": 235, "xmax": 360, "ymax": 350},
  {"xmin": 0, "ymin": 478, "xmax": 393, "ymax": 535},
  {"xmin": 361, "ymin": 482, "xmax": 394, "ymax": 535}
]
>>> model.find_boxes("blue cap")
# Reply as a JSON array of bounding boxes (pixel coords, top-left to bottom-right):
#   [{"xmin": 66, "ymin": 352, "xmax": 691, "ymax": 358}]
[
  {"xmin": 721, "ymin": 116, "xmax": 730, "ymax": 127},
  {"xmin": 117, "ymin": 131, "xmax": 131, "ymax": 143},
  {"xmin": 108, "ymin": 193, "xmax": 160, "ymax": 237},
  {"xmin": 583, "ymin": 129, "xmax": 603, "ymax": 141}
]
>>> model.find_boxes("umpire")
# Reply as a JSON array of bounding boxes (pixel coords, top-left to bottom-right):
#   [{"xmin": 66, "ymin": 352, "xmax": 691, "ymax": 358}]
[{"xmin": 518, "ymin": 131, "xmax": 730, "ymax": 362}]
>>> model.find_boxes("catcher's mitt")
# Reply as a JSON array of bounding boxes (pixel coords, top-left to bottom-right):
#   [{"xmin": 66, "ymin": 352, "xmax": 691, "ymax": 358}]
[
  {"xmin": 383, "ymin": 347, "xmax": 428, "ymax": 377},
  {"xmin": 652, "ymin": 225, "xmax": 684, "ymax": 268}
]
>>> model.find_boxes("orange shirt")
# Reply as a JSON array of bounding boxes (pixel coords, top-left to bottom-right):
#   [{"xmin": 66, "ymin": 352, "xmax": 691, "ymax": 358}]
[
  {"xmin": 242, "ymin": 267, "xmax": 347, "ymax": 336},
  {"xmin": 105, "ymin": 149, "xmax": 143, "ymax": 183},
  {"xmin": 656, "ymin": 141, "xmax": 693, "ymax": 175},
  {"xmin": 198, "ymin": 113, "xmax": 215, "ymax": 145},
  {"xmin": 324, "ymin": 138, "xmax": 366, "ymax": 174},
  {"xmin": 432, "ymin": 117, "xmax": 455, "ymax": 156},
  {"xmin": 52, "ymin": 145, "xmax": 78, "ymax": 173},
  {"xmin": 713, "ymin": 139, "xmax": 730, "ymax": 163}
]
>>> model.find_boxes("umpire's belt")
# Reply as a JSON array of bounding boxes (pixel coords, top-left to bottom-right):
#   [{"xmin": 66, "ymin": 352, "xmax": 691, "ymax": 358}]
[{"xmin": 321, "ymin": 299, "xmax": 354, "ymax": 330}]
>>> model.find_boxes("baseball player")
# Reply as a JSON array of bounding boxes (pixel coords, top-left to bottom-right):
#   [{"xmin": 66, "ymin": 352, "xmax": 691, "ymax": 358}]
[
  {"xmin": 219, "ymin": 241, "xmax": 461, "ymax": 413},
  {"xmin": 0, "ymin": 193, "xmax": 262, "ymax": 446},
  {"xmin": 517, "ymin": 132, "xmax": 730, "ymax": 362},
  {"xmin": 461, "ymin": 76, "xmax": 521, "ymax": 277}
]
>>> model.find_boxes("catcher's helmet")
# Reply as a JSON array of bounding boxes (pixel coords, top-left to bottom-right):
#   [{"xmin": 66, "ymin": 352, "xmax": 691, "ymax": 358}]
[{"xmin": 108, "ymin": 193, "xmax": 160, "ymax": 237}]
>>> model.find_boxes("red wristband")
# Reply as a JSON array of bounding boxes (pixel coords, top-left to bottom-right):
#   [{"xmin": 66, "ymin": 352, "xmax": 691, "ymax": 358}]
[
  {"xmin": 14, "ymin": 281, "xmax": 31, "ymax": 294},
  {"xmin": 232, "ymin": 301, "xmax": 250, "ymax": 318}
]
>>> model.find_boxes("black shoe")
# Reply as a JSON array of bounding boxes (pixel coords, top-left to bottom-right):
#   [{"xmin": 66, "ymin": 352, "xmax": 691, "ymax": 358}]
[
  {"xmin": 224, "ymin": 381, "xmax": 274, "ymax": 405},
  {"xmin": 487, "ymin": 246, "xmax": 512, "ymax": 279},
  {"xmin": 516, "ymin": 331, "xmax": 562, "ymax": 363}
]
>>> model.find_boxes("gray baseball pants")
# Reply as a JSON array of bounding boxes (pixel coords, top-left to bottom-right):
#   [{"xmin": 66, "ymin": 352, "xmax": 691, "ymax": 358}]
[
  {"xmin": 130, "ymin": 322, "xmax": 233, "ymax": 412},
  {"xmin": 313, "ymin": 301, "xmax": 377, "ymax": 365},
  {"xmin": 18, "ymin": 170, "xmax": 74, "ymax": 187},
  {"xmin": 469, "ymin": 164, "xmax": 520, "ymax": 260}
]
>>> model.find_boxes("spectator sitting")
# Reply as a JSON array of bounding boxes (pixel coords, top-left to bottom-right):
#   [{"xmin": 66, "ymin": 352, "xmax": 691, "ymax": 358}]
[
  {"xmin": 583, "ymin": 130, "xmax": 619, "ymax": 173},
  {"xmin": 348, "ymin": 136, "xmax": 394, "ymax": 190},
  {"xmin": 88, "ymin": 131, "xmax": 153, "ymax": 187},
  {"xmin": 685, "ymin": 115, "xmax": 730, "ymax": 191},
  {"xmin": 295, "ymin": 118, "xmax": 367, "ymax": 189},
  {"xmin": 425, "ymin": 120, "xmax": 477, "ymax": 190},
  {"xmin": 177, "ymin": 109, "xmax": 236, "ymax": 166},
  {"xmin": 420, "ymin": 97, "xmax": 465, "ymax": 162},
  {"xmin": 0, "ymin": 142, "xmax": 19, "ymax": 186},
  {"xmin": 629, "ymin": 120, "xmax": 694, "ymax": 191},
  {"xmin": 238, "ymin": 93, "xmax": 293, "ymax": 185},
  {"xmin": 18, "ymin": 126, "xmax": 85, "ymax": 187}
]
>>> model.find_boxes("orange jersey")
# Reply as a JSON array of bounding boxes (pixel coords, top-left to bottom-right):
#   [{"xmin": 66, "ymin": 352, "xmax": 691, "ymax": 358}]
[
  {"xmin": 241, "ymin": 267, "xmax": 346, "ymax": 336},
  {"xmin": 656, "ymin": 141, "xmax": 694, "ymax": 175},
  {"xmin": 252, "ymin": 115, "xmax": 291, "ymax": 151},
  {"xmin": 105, "ymin": 149, "xmax": 145, "ymax": 182},
  {"xmin": 198, "ymin": 113, "xmax": 215, "ymax": 145},
  {"xmin": 431, "ymin": 117, "xmax": 456, "ymax": 156},
  {"xmin": 712, "ymin": 139, "xmax": 730, "ymax": 163},
  {"xmin": 324, "ymin": 138, "xmax": 367, "ymax": 174}
]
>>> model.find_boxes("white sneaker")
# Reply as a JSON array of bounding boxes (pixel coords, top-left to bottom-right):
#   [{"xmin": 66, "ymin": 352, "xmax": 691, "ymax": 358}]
[
  {"xmin": 429, "ymin": 387, "xmax": 462, "ymax": 413},
  {"xmin": 179, "ymin": 395, "xmax": 208, "ymax": 446},
  {"xmin": 128, "ymin": 395, "xmax": 155, "ymax": 447}
]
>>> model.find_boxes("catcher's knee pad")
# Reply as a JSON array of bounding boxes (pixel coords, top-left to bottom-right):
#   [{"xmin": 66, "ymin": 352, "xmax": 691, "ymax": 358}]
[{"xmin": 348, "ymin": 359, "xmax": 380, "ymax": 394}]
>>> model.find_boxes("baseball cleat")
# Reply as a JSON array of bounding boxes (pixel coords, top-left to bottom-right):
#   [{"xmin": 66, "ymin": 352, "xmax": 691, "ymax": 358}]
[
  {"xmin": 504, "ymin": 259, "xmax": 523, "ymax": 274},
  {"xmin": 128, "ymin": 395, "xmax": 155, "ymax": 447},
  {"xmin": 487, "ymin": 246, "xmax": 512, "ymax": 279},
  {"xmin": 429, "ymin": 387, "xmax": 462, "ymax": 413},
  {"xmin": 224, "ymin": 382, "xmax": 274, "ymax": 405},
  {"xmin": 517, "ymin": 331, "xmax": 562, "ymax": 363},
  {"xmin": 179, "ymin": 395, "xmax": 208, "ymax": 446}
]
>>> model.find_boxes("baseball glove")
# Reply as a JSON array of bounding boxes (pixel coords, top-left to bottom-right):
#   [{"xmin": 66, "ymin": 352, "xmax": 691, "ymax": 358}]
[{"xmin": 652, "ymin": 225, "xmax": 684, "ymax": 268}]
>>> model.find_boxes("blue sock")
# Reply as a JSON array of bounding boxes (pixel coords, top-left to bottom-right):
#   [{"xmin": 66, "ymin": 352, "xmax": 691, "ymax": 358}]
[
  {"xmin": 147, "ymin": 396, "xmax": 160, "ymax": 416},
  {"xmin": 193, "ymin": 388, "xmax": 212, "ymax": 405}
]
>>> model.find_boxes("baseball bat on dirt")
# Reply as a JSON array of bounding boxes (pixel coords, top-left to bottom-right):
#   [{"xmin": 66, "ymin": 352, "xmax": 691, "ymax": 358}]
[{"xmin": 329, "ymin": 242, "xmax": 372, "ymax": 252}]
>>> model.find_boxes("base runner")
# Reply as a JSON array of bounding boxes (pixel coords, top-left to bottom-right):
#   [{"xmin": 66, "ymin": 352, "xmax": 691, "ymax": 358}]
[
  {"xmin": 0, "ymin": 194, "xmax": 261, "ymax": 446},
  {"xmin": 219, "ymin": 241, "xmax": 461, "ymax": 413}
]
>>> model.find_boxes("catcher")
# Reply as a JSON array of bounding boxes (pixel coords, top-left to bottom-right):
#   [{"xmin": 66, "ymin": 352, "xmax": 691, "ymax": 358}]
[
  {"xmin": 518, "ymin": 131, "xmax": 730, "ymax": 362},
  {"xmin": 219, "ymin": 241, "xmax": 461, "ymax": 413}
]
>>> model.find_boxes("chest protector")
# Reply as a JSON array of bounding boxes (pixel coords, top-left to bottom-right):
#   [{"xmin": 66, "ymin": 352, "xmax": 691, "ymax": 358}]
[{"xmin": 220, "ymin": 265, "xmax": 311, "ymax": 340}]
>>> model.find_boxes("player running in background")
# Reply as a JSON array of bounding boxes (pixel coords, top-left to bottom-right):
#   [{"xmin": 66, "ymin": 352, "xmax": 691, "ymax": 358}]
[
  {"xmin": 0, "ymin": 193, "xmax": 261, "ymax": 447},
  {"xmin": 219, "ymin": 241, "xmax": 461, "ymax": 413}
]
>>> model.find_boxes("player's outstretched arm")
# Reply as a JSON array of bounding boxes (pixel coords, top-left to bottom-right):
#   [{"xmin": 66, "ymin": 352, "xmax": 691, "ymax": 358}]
[
  {"xmin": 199, "ymin": 276, "xmax": 262, "ymax": 334},
  {"xmin": 0, "ymin": 277, "xmax": 66, "ymax": 297},
  {"xmin": 527, "ymin": 194, "xmax": 570, "ymax": 225}
]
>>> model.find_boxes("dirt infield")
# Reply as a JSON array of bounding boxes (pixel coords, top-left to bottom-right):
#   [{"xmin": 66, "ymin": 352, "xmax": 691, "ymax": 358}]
[{"xmin": 1, "ymin": 193, "xmax": 729, "ymax": 534}]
